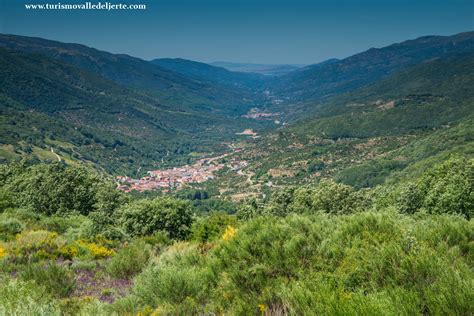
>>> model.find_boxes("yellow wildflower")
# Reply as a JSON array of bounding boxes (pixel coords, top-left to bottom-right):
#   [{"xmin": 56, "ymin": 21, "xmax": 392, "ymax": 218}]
[
  {"xmin": 77, "ymin": 240, "xmax": 114, "ymax": 258},
  {"xmin": 222, "ymin": 226, "xmax": 237, "ymax": 241},
  {"xmin": 59, "ymin": 245, "xmax": 79, "ymax": 259},
  {"xmin": 258, "ymin": 303, "xmax": 266, "ymax": 314},
  {"xmin": 0, "ymin": 245, "xmax": 6, "ymax": 259}
]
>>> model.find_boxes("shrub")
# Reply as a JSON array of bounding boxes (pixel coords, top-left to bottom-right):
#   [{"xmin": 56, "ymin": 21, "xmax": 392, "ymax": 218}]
[
  {"xmin": 5, "ymin": 163, "xmax": 98, "ymax": 215},
  {"xmin": 75, "ymin": 240, "xmax": 115, "ymax": 259},
  {"xmin": 0, "ymin": 187, "xmax": 14, "ymax": 212},
  {"xmin": 123, "ymin": 212, "xmax": 473, "ymax": 314},
  {"xmin": 39, "ymin": 215, "xmax": 86, "ymax": 234},
  {"xmin": 88, "ymin": 184, "xmax": 129, "ymax": 237},
  {"xmin": 140, "ymin": 231, "xmax": 171, "ymax": 247},
  {"xmin": 130, "ymin": 243, "xmax": 212, "ymax": 313},
  {"xmin": 236, "ymin": 198, "xmax": 262, "ymax": 220},
  {"xmin": 0, "ymin": 218, "xmax": 25, "ymax": 240},
  {"xmin": 106, "ymin": 240, "xmax": 151, "ymax": 279},
  {"xmin": 8, "ymin": 230, "xmax": 63, "ymax": 263},
  {"xmin": 19, "ymin": 263, "xmax": 76, "ymax": 298},
  {"xmin": 397, "ymin": 156, "xmax": 473, "ymax": 218},
  {"xmin": 260, "ymin": 180, "xmax": 365, "ymax": 216},
  {"xmin": 2, "ymin": 163, "xmax": 122, "ymax": 216},
  {"xmin": 289, "ymin": 180, "xmax": 364, "ymax": 214},
  {"xmin": 119, "ymin": 197, "xmax": 193, "ymax": 239},
  {"xmin": 210, "ymin": 212, "xmax": 473, "ymax": 314},
  {"xmin": 0, "ymin": 278, "xmax": 60, "ymax": 315},
  {"xmin": 191, "ymin": 213, "xmax": 238, "ymax": 242}
]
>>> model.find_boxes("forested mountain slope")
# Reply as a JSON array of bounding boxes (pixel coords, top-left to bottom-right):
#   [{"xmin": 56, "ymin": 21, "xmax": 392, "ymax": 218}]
[
  {"xmin": 0, "ymin": 34, "xmax": 261, "ymax": 115},
  {"xmin": 271, "ymin": 31, "xmax": 474, "ymax": 115},
  {"xmin": 0, "ymin": 48, "xmax": 264, "ymax": 175},
  {"xmin": 151, "ymin": 58, "xmax": 267, "ymax": 91}
]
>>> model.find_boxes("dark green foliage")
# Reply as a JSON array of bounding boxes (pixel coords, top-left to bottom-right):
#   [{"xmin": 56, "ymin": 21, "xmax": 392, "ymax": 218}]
[
  {"xmin": 236, "ymin": 198, "xmax": 263, "ymax": 220},
  {"xmin": 289, "ymin": 180, "xmax": 367, "ymax": 214},
  {"xmin": 119, "ymin": 197, "xmax": 193, "ymax": 239},
  {"xmin": 1, "ymin": 162, "xmax": 119, "ymax": 216},
  {"xmin": 5, "ymin": 163, "xmax": 98, "ymax": 215},
  {"xmin": 191, "ymin": 212, "xmax": 237, "ymax": 242},
  {"xmin": 307, "ymin": 159, "xmax": 325, "ymax": 173},
  {"xmin": 0, "ymin": 187, "xmax": 14, "ymax": 212},
  {"xmin": 336, "ymin": 159, "xmax": 406, "ymax": 188},
  {"xmin": 88, "ymin": 184, "xmax": 129, "ymax": 238},
  {"xmin": 0, "ymin": 218, "xmax": 24, "ymax": 240},
  {"xmin": 19, "ymin": 263, "xmax": 76, "ymax": 298},
  {"xmin": 247, "ymin": 180, "xmax": 366, "ymax": 217},
  {"xmin": 38, "ymin": 215, "xmax": 85, "ymax": 234},
  {"xmin": 397, "ymin": 156, "xmax": 473, "ymax": 218}
]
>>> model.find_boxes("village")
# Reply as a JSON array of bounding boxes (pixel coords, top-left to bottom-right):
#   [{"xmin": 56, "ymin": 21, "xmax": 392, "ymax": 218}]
[{"xmin": 116, "ymin": 152, "xmax": 248, "ymax": 193}]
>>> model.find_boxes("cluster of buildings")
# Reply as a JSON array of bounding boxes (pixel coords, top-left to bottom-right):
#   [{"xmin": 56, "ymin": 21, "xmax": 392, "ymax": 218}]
[{"xmin": 116, "ymin": 155, "xmax": 248, "ymax": 193}]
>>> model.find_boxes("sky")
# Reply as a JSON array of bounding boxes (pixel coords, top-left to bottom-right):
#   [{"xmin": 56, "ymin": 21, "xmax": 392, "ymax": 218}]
[{"xmin": 0, "ymin": 0, "xmax": 473, "ymax": 64}]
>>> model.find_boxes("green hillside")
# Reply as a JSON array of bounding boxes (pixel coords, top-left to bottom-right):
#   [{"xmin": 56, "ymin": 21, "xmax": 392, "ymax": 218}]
[
  {"xmin": 271, "ymin": 31, "xmax": 474, "ymax": 114},
  {"xmin": 211, "ymin": 52, "xmax": 474, "ymax": 197},
  {"xmin": 0, "ymin": 34, "xmax": 262, "ymax": 116},
  {"xmin": 0, "ymin": 48, "xmax": 267, "ymax": 175}
]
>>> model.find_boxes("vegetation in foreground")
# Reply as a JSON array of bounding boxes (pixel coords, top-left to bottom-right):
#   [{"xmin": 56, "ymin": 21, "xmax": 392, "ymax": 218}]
[{"xmin": 0, "ymin": 156, "xmax": 472, "ymax": 315}]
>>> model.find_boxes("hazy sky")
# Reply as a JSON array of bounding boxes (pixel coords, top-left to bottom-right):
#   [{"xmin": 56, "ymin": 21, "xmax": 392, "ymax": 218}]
[{"xmin": 0, "ymin": 0, "xmax": 473, "ymax": 64}]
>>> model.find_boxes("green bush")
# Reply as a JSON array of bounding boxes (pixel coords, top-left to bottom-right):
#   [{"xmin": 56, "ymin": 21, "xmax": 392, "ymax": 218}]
[
  {"xmin": 259, "ymin": 180, "xmax": 365, "ymax": 217},
  {"xmin": 0, "ymin": 278, "xmax": 60, "ymax": 315},
  {"xmin": 236, "ymin": 198, "xmax": 262, "ymax": 220},
  {"xmin": 39, "ymin": 215, "xmax": 86, "ymax": 234},
  {"xmin": 2, "ymin": 163, "xmax": 122, "ymax": 216},
  {"xmin": 119, "ymin": 197, "xmax": 193, "ymax": 239},
  {"xmin": 0, "ymin": 187, "xmax": 14, "ymax": 212},
  {"xmin": 106, "ymin": 240, "xmax": 152, "ymax": 279},
  {"xmin": 289, "ymin": 180, "xmax": 365, "ymax": 214},
  {"xmin": 0, "ymin": 218, "xmax": 25, "ymax": 240},
  {"xmin": 397, "ymin": 156, "xmax": 473, "ymax": 218},
  {"xmin": 19, "ymin": 263, "xmax": 76, "ymax": 298},
  {"xmin": 191, "ymin": 212, "xmax": 238, "ymax": 242},
  {"xmin": 128, "ymin": 243, "xmax": 212, "ymax": 314}
]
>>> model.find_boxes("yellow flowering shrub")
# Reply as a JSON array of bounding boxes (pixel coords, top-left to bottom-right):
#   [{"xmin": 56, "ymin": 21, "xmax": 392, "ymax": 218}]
[
  {"xmin": 76, "ymin": 240, "xmax": 114, "ymax": 259},
  {"xmin": 5, "ymin": 230, "xmax": 115, "ymax": 261},
  {"xmin": 9, "ymin": 230, "xmax": 63, "ymax": 262},
  {"xmin": 59, "ymin": 244, "xmax": 79, "ymax": 259},
  {"xmin": 0, "ymin": 245, "xmax": 6, "ymax": 259},
  {"xmin": 221, "ymin": 226, "xmax": 237, "ymax": 241}
]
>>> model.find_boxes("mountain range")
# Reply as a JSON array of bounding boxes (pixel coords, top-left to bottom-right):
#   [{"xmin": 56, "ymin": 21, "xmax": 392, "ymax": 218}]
[{"xmin": 0, "ymin": 31, "xmax": 473, "ymax": 190}]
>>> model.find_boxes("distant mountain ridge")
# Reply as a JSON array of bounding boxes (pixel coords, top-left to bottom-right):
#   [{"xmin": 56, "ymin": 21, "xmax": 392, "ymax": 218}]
[
  {"xmin": 151, "ymin": 58, "xmax": 268, "ymax": 92},
  {"xmin": 210, "ymin": 61, "xmax": 305, "ymax": 76},
  {"xmin": 0, "ymin": 34, "xmax": 261, "ymax": 115},
  {"xmin": 273, "ymin": 31, "xmax": 474, "ymax": 107}
]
